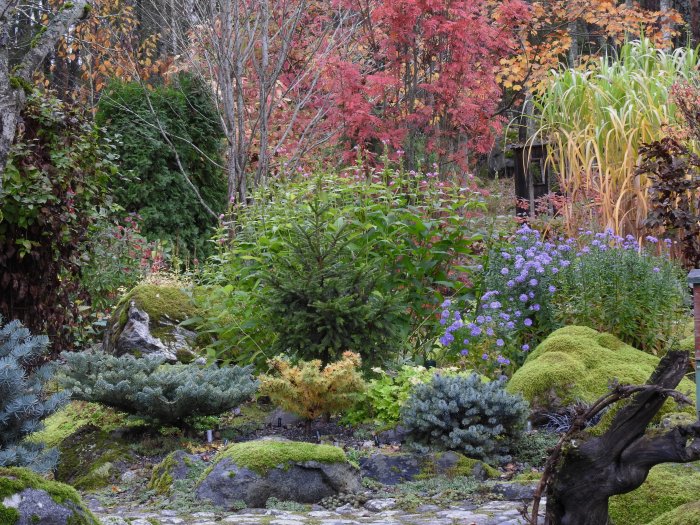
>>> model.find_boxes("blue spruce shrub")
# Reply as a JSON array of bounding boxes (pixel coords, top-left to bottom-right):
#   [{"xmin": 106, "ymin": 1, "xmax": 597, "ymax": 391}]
[
  {"xmin": 401, "ymin": 373, "xmax": 528, "ymax": 464},
  {"xmin": 0, "ymin": 317, "xmax": 69, "ymax": 472},
  {"xmin": 60, "ymin": 352, "xmax": 258, "ymax": 426}
]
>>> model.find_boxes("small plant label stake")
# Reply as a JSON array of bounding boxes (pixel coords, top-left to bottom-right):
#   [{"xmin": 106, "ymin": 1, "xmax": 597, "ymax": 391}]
[{"xmin": 690, "ymin": 269, "xmax": 700, "ymax": 420}]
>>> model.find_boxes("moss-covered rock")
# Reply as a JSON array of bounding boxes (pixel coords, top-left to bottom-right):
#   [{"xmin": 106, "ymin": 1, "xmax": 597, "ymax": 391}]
[
  {"xmin": 419, "ymin": 452, "xmax": 499, "ymax": 481},
  {"xmin": 0, "ymin": 467, "xmax": 99, "ymax": 525},
  {"xmin": 55, "ymin": 425, "xmax": 134, "ymax": 491},
  {"xmin": 103, "ymin": 282, "xmax": 201, "ymax": 362},
  {"xmin": 149, "ymin": 450, "xmax": 202, "ymax": 495},
  {"xmin": 608, "ymin": 463, "xmax": 700, "ymax": 525},
  {"xmin": 644, "ymin": 500, "xmax": 700, "ymax": 525},
  {"xmin": 195, "ymin": 439, "xmax": 360, "ymax": 508},
  {"xmin": 211, "ymin": 439, "xmax": 347, "ymax": 475},
  {"xmin": 507, "ymin": 326, "xmax": 696, "ymax": 417}
]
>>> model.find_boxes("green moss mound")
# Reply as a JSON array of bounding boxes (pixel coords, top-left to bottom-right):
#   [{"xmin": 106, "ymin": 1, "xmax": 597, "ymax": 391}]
[
  {"xmin": 679, "ymin": 336, "xmax": 694, "ymax": 353},
  {"xmin": 0, "ymin": 467, "xmax": 99, "ymax": 525},
  {"xmin": 116, "ymin": 283, "xmax": 198, "ymax": 328},
  {"xmin": 645, "ymin": 500, "xmax": 700, "ymax": 525},
  {"xmin": 211, "ymin": 440, "xmax": 348, "ymax": 475},
  {"xmin": 28, "ymin": 401, "xmax": 140, "ymax": 448},
  {"xmin": 609, "ymin": 463, "xmax": 700, "ymax": 525},
  {"xmin": 507, "ymin": 326, "xmax": 696, "ymax": 416}
]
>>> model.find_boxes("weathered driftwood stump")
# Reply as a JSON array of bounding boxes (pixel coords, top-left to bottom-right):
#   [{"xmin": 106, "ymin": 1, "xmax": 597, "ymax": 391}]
[{"xmin": 529, "ymin": 351, "xmax": 700, "ymax": 525}]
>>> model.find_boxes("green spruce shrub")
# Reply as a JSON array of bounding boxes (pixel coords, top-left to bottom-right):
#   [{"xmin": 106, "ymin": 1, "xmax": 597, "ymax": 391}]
[
  {"xmin": 401, "ymin": 373, "xmax": 528, "ymax": 464},
  {"xmin": 60, "ymin": 352, "xmax": 258, "ymax": 425},
  {"xmin": 0, "ymin": 317, "xmax": 69, "ymax": 472},
  {"xmin": 261, "ymin": 199, "xmax": 405, "ymax": 367}
]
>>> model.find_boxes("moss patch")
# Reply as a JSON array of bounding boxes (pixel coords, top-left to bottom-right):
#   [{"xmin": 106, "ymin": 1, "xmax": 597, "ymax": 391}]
[
  {"xmin": 210, "ymin": 440, "xmax": 348, "ymax": 475},
  {"xmin": 148, "ymin": 451, "xmax": 198, "ymax": 495},
  {"xmin": 55, "ymin": 425, "xmax": 134, "ymax": 491},
  {"xmin": 645, "ymin": 500, "xmax": 700, "ymax": 525},
  {"xmin": 608, "ymin": 463, "xmax": 700, "ymax": 525},
  {"xmin": 418, "ymin": 453, "xmax": 498, "ymax": 480},
  {"xmin": 116, "ymin": 283, "xmax": 198, "ymax": 327},
  {"xmin": 679, "ymin": 336, "xmax": 694, "ymax": 353},
  {"xmin": 0, "ymin": 467, "xmax": 99, "ymax": 525},
  {"xmin": 28, "ymin": 401, "xmax": 141, "ymax": 448},
  {"xmin": 507, "ymin": 326, "xmax": 696, "ymax": 417}
]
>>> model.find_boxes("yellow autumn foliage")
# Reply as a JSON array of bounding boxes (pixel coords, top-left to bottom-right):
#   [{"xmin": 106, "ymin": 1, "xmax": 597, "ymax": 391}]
[{"xmin": 259, "ymin": 351, "xmax": 366, "ymax": 421}]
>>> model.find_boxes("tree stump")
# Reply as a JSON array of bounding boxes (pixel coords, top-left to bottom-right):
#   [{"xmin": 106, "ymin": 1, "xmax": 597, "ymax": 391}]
[{"xmin": 541, "ymin": 351, "xmax": 700, "ymax": 525}]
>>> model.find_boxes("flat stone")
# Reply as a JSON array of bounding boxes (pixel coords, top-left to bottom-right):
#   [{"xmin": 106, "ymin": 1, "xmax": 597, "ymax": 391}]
[
  {"xmin": 435, "ymin": 509, "xmax": 490, "ymax": 523},
  {"xmin": 270, "ymin": 520, "xmax": 306, "ymax": 525},
  {"xmin": 364, "ymin": 499, "xmax": 397, "ymax": 512},
  {"xmin": 130, "ymin": 520, "xmax": 157, "ymax": 525},
  {"xmin": 308, "ymin": 511, "xmax": 339, "ymax": 518},
  {"xmin": 100, "ymin": 518, "xmax": 129, "ymax": 525}
]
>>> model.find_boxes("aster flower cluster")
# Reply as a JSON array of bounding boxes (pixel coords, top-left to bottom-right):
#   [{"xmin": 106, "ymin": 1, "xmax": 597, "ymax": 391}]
[
  {"xmin": 439, "ymin": 225, "xmax": 683, "ymax": 377},
  {"xmin": 440, "ymin": 225, "xmax": 573, "ymax": 375}
]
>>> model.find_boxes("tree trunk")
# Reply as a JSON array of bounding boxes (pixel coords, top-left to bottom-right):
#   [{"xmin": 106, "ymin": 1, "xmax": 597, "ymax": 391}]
[
  {"xmin": 691, "ymin": 0, "xmax": 700, "ymax": 47},
  {"xmin": 0, "ymin": 0, "xmax": 90, "ymax": 186},
  {"xmin": 545, "ymin": 351, "xmax": 700, "ymax": 524}
]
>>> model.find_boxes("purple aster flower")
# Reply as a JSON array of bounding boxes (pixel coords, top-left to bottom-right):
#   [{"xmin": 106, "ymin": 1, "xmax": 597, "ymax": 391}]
[
  {"xmin": 461, "ymin": 349, "xmax": 469, "ymax": 356},
  {"xmin": 496, "ymin": 355, "xmax": 510, "ymax": 365},
  {"xmin": 531, "ymin": 304, "xmax": 541, "ymax": 311},
  {"xmin": 653, "ymin": 267, "xmax": 660, "ymax": 273},
  {"xmin": 529, "ymin": 278, "xmax": 538, "ymax": 286},
  {"xmin": 482, "ymin": 353, "xmax": 489, "ymax": 360},
  {"xmin": 548, "ymin": 285, "xmax": 556, "ymax": 293},
  {"xmin": 521, "ymin": 344, "xmax": 530, "ymax": 351},
  {"xmin": 496, "ymin": 338, "xmax": 504, "ymax": 347},
  {"xmin": 501, "ymin": 267, "xmax": 509, "ymax": 275},
  {"xmin": 523, "ymin": 318, "xmax": 533, "ymax": 327},
  {"xmin": 519, "ymin": 294, "xmax": 528, "ymax": 302}
]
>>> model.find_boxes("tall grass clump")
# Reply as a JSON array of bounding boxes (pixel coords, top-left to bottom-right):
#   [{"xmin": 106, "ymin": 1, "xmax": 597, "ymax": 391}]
[{"xmin": 534, "ymin": 38, "xmax": 700, "ymax": 237}]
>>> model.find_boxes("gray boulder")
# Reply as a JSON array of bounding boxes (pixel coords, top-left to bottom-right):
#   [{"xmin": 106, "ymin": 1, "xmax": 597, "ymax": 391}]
[
  {"xmin": 102, "ymin": 283, "xmax": 201, "ymax": 363},
  {"xmin": 0, "ymin": 479, "xmax": 97, "ymax": 525},
  {"xmin": 196, "ymin": 458, "xmax": 361, "ymax": 508},
  {"xmin": 359, "ymin": 451, "xmax": 498, "ymax": 485},
  {"xmin": 111, "ymin": 304, "xmax": 178, "ymax": 362},
  {"xmin": 359, "ymin": 452, "xmax": 422, "ymax": 485}
]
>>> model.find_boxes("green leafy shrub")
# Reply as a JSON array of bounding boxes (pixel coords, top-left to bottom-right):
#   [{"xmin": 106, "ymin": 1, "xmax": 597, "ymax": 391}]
[
  {"xmin": 345, "ymin": 365, "xmax": 480, "ymax": 426},
  {"xmin": 96, "ymin": 74, "xmax": 226, "ymax": 258},
  {"xmin": 259, "ymin": 352, "xmax": 366, "ymax": 422},
  {"xmin": 344, "ymin": 365, "xmax": 434, "ymax": 425},
  {"xmin": 401, "ymin": 373, "xmax": 528, "ymax": 464},
  {"xmin": 0, "ymin": 317, "xmax": 69, "ymax": 472},
  {"xmin": 0, "ymin": 90, "xmax": 117, "ymax": 351},
  {"xmin": 60, "ymin": 352, "xmax": 258, "ymax": 425},
  {"xmin": 197, "ymin": 172, "xmax": 486, "ymax": 368}
]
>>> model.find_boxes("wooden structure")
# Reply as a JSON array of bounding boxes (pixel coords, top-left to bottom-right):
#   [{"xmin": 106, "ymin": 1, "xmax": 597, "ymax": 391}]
[{"xmin": 512, "ymin": 142, "xmax": 552, "ymax": 217}]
